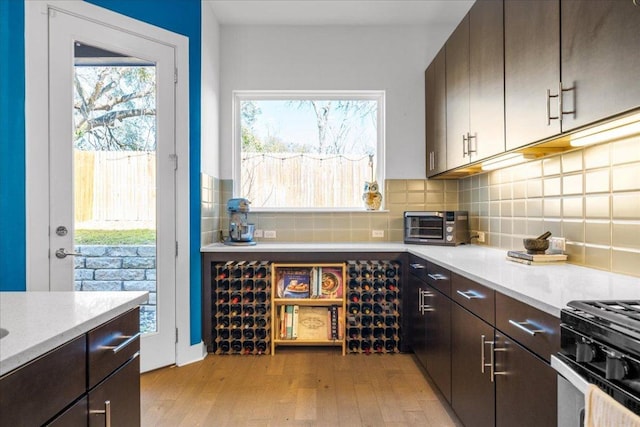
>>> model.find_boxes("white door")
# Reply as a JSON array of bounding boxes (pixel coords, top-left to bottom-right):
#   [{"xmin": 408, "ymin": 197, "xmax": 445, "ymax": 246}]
[{"xmin": 48, "ymin": 9, "xmax": 176, "ymax": 372}]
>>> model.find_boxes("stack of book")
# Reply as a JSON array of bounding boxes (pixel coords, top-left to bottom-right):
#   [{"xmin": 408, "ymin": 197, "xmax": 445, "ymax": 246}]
[
  {"xmin": 275, "ymin": 266, "xmax": 344, "ymax": 299},
  {"xmin": 278, "ymin": 305, "xmax": 344, "ymax": 341},
  {"xmin": 506, "ymin": 250, "xmax": 567, "ymax": 265}
]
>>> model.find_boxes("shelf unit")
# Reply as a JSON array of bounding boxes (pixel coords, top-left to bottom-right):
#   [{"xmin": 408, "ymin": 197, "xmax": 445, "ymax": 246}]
[
  {"xmin": 271, "ymin": 263, "xmax": 346, "ymax": 355},
  {"xmin": 209, "ymin": 261, "xmax": 271, "ymax": 355},
  {"xmin": 345, "ymin": 260, "xmax": 402, "ymax": 354}
]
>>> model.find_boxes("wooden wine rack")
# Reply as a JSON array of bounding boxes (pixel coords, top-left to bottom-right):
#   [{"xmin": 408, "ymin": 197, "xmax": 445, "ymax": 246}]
[
  {"xmin": 345, "ymin": 260, "xmax": 402, "ymax": 354},
  {"xmin": 209, "ymin": 261, "xmax": 271, "ymax": 355}
]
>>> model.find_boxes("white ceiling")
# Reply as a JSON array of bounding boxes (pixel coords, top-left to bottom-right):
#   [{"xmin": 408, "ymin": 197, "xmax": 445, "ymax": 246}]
[{"xmin": 206, "ymin": 0, "xmax": 475, "ymax": 26}]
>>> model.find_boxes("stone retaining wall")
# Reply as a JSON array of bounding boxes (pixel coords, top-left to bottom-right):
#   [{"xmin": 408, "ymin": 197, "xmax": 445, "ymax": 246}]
[{"xmin": 74, "ymin": 245, "xmax": 156, "ymax": 332}]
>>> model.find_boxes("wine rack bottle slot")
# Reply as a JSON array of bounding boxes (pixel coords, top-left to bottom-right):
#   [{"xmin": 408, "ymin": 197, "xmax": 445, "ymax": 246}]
[
  {"xmin": 210, "ymin": 261, "xmax": 271, "ymax": 355},
  {"xmin": 345, "ymin": 260, "xmax": 402, "ymax": 354}
]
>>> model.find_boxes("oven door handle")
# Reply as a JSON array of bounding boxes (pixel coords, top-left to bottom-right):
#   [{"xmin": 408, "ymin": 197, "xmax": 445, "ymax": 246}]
[{"xmin": 551, "ymin": 355, "xmax": 590, "ymax": 394}]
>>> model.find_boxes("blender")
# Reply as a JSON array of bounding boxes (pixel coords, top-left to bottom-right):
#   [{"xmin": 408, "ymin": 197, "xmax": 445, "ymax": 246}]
[{"xmin": 224, "ymin": 198, "xmax": 256, "ymax": 246}]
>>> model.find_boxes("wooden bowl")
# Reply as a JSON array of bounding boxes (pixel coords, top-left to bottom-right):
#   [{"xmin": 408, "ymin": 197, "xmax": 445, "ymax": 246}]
[{"xmin": 523, "ymin": 238, "xmax": 549, "ymax": 254}]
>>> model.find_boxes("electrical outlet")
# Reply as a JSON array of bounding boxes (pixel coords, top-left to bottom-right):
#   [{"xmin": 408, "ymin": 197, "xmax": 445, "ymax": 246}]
[
  {"xmin": 476, "ymin": 231, "xmax": 485, "ymax": 243},
  {"xmin": 264, "ymin": 230, "xmax": 277, "ymax": 239},
  {"xmin": 253, "ymin": 229, "xmax": 263, "ymax": 238},
  {"xmin": 372, "ymin": 230, "xmax": 384, "ymax": 238},
  {"xmin": 549, "ymin": 237, "xmax": 566, "ymax": 253}
]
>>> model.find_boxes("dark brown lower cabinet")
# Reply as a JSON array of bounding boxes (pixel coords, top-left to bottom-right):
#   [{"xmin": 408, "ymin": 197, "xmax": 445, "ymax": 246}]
[
  {"xmin": 494, "ymin": 333, "xmax": 557, "ymax": 427},
  {"xmin": 47, "ymin": 397, "xmax": 88, "ymax": 427},
  {"xmin": 451, "ymin": 304, "xmax": 495, "ymax": 427},
  {"xmin": 408, "ymin": 272, "xmax": 428, "ymax": 367},
  {"xmin": 424, "ymin": 284, "xmax": 452, "ymax": 402}
]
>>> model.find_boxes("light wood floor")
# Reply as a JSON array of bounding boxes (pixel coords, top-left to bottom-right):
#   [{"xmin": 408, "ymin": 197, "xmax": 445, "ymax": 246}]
[{"xmin": 141, "ymin": 348, "xmax": 463, "ymax": 427}]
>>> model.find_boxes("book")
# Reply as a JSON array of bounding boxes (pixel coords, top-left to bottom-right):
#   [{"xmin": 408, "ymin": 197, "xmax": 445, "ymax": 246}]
[
  {"xmin": 297, "ymin": 307, "xmax": 330, "ymax": 341},
  {"xmin": 318, "ymin": 266, "xmax": 344, "ymax": 299},
  {"xmin": 276, "ymin": 267, "xmax": 312, "ymax": 298},
  {"xmin": 279, "ymin": 305, "xmax": 286, "ymax": 339},
  {"xmin": 337, "ymin": 307, "xmax": 344, "ymax": 340},
  {"xmin": 507, "ymin": 250, "xmax": 567, "ymax": 262},
  {"xmin": 329, "ymin": 305, "xmax": 339, "ymax": 340},
  {"xmin": 292, "ymin": 305, "xmax": 299, "ymax": 339},
  {"xmin": 285, "ymin": 305, "xmax": 294, "ymax": 338},
  {"xmin": 506, "ymin": 256, "xmax": 566, "ymax": 266}
]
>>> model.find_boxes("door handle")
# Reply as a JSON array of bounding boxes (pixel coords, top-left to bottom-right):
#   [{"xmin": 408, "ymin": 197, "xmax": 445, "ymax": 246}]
[{"xmin": 55, "ymin": 248, "xmax": 83, "ymax": 259}]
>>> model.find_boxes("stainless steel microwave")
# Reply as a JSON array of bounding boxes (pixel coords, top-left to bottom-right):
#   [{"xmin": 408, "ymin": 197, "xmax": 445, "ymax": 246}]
[{"xmin": 404, "ymin": 211, "xmax": 469, "ymax": 245}]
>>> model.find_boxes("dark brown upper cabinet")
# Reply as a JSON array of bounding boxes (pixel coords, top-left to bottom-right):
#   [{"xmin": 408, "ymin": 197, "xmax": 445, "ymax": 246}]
[
  {"xmin": 504, "ymin": 0, "xmax": 561, "ymax": 151},
  {"xmin": 560, "ymin": 0, "xmax": 640, "ymax": 132},
  {"xmin": 446, "ymin": 0, "xmax": 505, "ymax": 170},
  {"xmin": 425, "ymin": 47, "xmax": 447, "ymax": 177}
]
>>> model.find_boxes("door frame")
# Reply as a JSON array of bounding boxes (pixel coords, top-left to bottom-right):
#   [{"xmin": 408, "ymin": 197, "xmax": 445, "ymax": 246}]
[{"xmin": 25, "ymin": 0, "xmax": 197, "ymax": 367}]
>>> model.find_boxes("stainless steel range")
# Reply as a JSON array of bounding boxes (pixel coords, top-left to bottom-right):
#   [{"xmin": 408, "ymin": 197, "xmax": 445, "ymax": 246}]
[{"xmin": 555, "ymin": 300, "xmax": 640, "ymax": 419}]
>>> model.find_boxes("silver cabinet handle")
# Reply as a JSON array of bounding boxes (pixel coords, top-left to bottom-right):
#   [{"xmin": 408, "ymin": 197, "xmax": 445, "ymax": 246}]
[
  {"xmin": 492, "ymin": 342, "xmax": 508, "ymax": 382},
  {"xmin": 456, "ymin": 290, "xmax": 482, "ymax": 300},
  {"xmin": 90, "ymin": 400, "xmax": 111, "ymax": 427},
  {"xmin": 101, "ymin": 332, "xmax": 141, "ymax": 353},
  {"xmin": 462, "ymin": 133, "xmax": 469, "ymax": 157},
  {"xmin": 559, "ymin": 81, "xmax": 576, "ymax": 120},
  {"xmin": 55, "ymin": 248, "xmax": 83, "ymax": 259},
  {"xmin": 508, "ymin": 320, "xmax": 545, "ymax": 336},
  {"xmin": 427, "ymin": 273, "xmax": 447, "ymax": 281},
  {"xmin": 410, "ymin": 263, "xmax": 426, "ymax": 270},
  {"xmin": 467, "ymin": 133, "xmax": 477, "ymax": 155},
  {"xmin": 546, "ymin": 88, "xmax": 559, "ymax": 124},
  {"xmin": 481, "ymin": 334, "xmax": 491, "ymax": 374}
]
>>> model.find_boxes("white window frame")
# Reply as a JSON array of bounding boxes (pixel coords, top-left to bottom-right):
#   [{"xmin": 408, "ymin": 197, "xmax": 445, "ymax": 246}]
[{"xmin": 232, "ymin": 90, "xmax": 386, "ymax": 211}]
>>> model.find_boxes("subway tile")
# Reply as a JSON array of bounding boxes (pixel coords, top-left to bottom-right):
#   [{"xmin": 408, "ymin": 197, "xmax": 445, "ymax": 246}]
[
  {"xmin": 562, "ymin": 220, "xmax": 585, "ymax": 243},
  {"xmin": 513, "ymin": 181, "xmax": 527, "ymax": 200},
  {"xmin": 584, "ymin": 144, "xmax": 610, "ymax": 170},
  {"xmin": 527, "ymin": 199, "xmax": 543, "ymax": 218},
  {"xmin": 526, "ymin": 219, "xmax": 544, "ymax": 237},
  {"xmin": 426, "ymin": 192, "xmax": 444, "ymax": 204},
  {"xmin": 543, "ymin": 156, "xmax": 561, "ymax": 176},
  {"xmin": 611, "ymin": 136, "xmax": 640, "ymax": 165},
  {"xmin": 407, "ymin": 192, "xmax": 426, "ymax": 204},
  {"xmin": 544, "ymin": 198, "xmax": 561, "ymax": 217},
  {"xmin": 489, "ymin": 184, "xmax": 500, "ymax": 201},
  {"xmin": 585, "ymin": 221, "xmax": 611, "ymax": 246},
  {"xmin": 445, "ymin": 192, "xmax": 459, "ymax": 206},
  {"xmin": 612, "ymin": 162, "xmax": 640, "ymax": 192},
  {"xmin": 350, "ymin": 229, "xmax": 371, "ymax": 242},
  {"xmin": 388, "ymin": 229, "xmax": 404, "ymax": 242},
  {"xmin": 612, "ymin": 249, "xmax": 640, "ymax": 277},
  {"xmin": 388, "ymin": 192, "xmax": 407, "ymax": 204},
  {"xmin": 313, "ymin": 229, "xmax": 333, "ymax": 241},
  {"xmin": 612, "ymin": 193, "xmax": 640, "ymax": 220},
  {"xmin": 407, "ymin": 180, "xmax": 425, "ymax": 192},
  {"xmin": 369, "ymin": 215, "xmax": 389, "ymax": 230},
  {"xmin": 479, "ymin": 201, "xmax": 489, "ymax": 216},
  {"xmin": 544, "ymin": 177, "xmax": 562, "ymax": 197},
  {"xmin": 542, "ymin": 219, "xmax": 562, "ymax": 239},
  {"xmin": 566, "ymin": 243, "xmax": 585, "ymax": 265},
  {"xmin": 501, "ymin": 201, "xmax": 513, "ymax": 217},
  {"xmin": 426, "ymin": 180, "xmax": 444, "ymax": 192},
  {"xmin": 500, "ymin": 218, "xmax": 513, "ymax": 235},
  {"xmin": 513, "ymin": 218, "xmax": 527, "ymax": 235},
  {"xmin": 513, "ymin": 200, "xmax": 526, "ymax": 217},
  {"xmin": 526, "ymin": 160, "xmax": 543, "ymax": 179},
  {"xmin": 562, "ymin": 196, "xmax": 584, "ymax": 219},
  {"xmin": 585, "ymin": 169, "xmax": 610, "ymax": 194},
  {"xmin": 445, "ymin": 180, "xmax": 459, "ymax": 192},
  {"xmin": 612, "ymin": 222, "xmax": 640, "ymax": 249},
  {"xmin": 479, "ymin": 173, "xmax": 490, "ymax": 188},
  {"xmin": 562, "ymin": 150, "xmax": 583, "ymax": 173},
  {"xmin": 562, "ymin": 174, "xmax": 583, "ymax": 196},
  {"xmin": 527, "ymin": 179, "xmax": 543, "ymax": 198},
  {"xmin": 331, "ymin": 214, "xmax": 351, "ymax": 229},
  {"xmin": 387, "ymin": 180, "xmax": 407, "ymax": 192},
  {"xmin": 490, "ymin": 218, "xmax": 501, "ymax": 234},
  {"xmin": 500, "ymin": 184, "xmax": 513, "ymax": 201},
  {"xmin": 490, "ymin": 201, "xmax": 501, "ymax": 217},
  {"xmin": 585, "ymin": 245, "xmax": 611, "ymax": 271},
  {"xmin": 295, "ymin": 229, "xmax": 314, "ymax": 243},
  {"xmin": 511, "ymin": 163, "xmax": 529, "ymax": 182},
  {"xmin": 585, "ymin": 195, "xmax": 611, "ymax": 219}
]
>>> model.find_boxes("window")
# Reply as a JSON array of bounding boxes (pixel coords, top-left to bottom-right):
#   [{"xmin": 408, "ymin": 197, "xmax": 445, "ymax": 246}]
[{"xmin": 234, "ymin": 91, "xmax": 385, "ymax": 210}]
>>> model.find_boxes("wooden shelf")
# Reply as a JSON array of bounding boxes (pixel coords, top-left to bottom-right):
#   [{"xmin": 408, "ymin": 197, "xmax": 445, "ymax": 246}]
[{"xmin": 271, "ymin": 263, "xmax": 346, "ymax": 355}]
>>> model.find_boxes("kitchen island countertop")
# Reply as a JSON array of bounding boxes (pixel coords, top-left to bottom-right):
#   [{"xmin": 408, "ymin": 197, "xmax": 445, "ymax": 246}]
[
  {"xmin": 0, "ymin": 291, "xmax": 148, "ymax": 376},
  {"xmin": 201, "ymin": 242, "xmax": 640, "ymax": 317}
]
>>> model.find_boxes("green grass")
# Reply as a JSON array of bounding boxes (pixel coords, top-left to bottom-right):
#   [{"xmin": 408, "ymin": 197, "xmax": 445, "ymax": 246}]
[{"xmin": 75, "ymin": 229, "xmax": 156, "ymax": 245}]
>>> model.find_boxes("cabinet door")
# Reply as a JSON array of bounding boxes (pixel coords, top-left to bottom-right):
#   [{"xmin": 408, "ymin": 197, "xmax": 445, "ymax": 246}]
[
  {"xmin": 561, "ymin": 0, "xmax": 640, "ymax": 131},
  {"xmin": 469, "ymin": 0, "xmax": 505, "ymax": 161},
  {"xmin": 446, "ymin": 14, "xmax": 471, "ymax": 169},
  {"xmin": 494, "ymin": 332, "xmax": 557, "ymax": 427},
  {"xmin": 47, "ymin": 397, "xmax": 88, "ymax": 427},
  {"xmin": 424, "ymin": 285, "xmax": 452, "ymax": 403},
  {"xmin": 89, "ymin": 355, "xmax": 140, "ymax": 427},
  {"xmin": 505, "ymin": 0, "xmax": 561, "ymax": 150},
  {"xmin": 451, "ymin": 304, "xmax": 495, "ymax": 427},
  {"xmin": 408, "ymin": 274, "xmax": 428, "ymax": 368},
  {"xmin": 426, "ymin": 47, "xmax": 447, "ymax": 177}
]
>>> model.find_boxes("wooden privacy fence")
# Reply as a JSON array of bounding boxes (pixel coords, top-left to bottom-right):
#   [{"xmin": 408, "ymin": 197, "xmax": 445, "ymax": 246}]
[
  {"xmin": 74, "ymin": 151, "xmax": 156, "ymax": 227},
  {"xmin": 241, "ymin": 153, "xmax": 372, "ymax": 208}
]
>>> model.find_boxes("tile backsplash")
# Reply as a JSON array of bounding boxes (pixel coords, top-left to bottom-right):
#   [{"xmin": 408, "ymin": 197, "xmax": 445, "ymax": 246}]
[
  {"xmin": 459, "ymin": 135, "xmax": 640, "ymax": 277},
  {"xmin": 202, "ymin": 135, "xmax": 639, "ymax": 277}
]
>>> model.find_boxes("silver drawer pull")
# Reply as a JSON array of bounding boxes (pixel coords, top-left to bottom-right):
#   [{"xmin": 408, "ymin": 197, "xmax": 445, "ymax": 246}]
[
  {"xmin": 427, "ymin": 273, "xmax": 447, "ymax": 281},
  {"xmin": 456, "ymin": 290, "xmax": 482, "ymax": 300},
  {"xmin": 102, "ymin": 332, "xmax": 141, "ymax": 353},
  {"xmin": 90, "ymin": 400, "xmax": 111, "ymax": 427},
  {"xmin": 508, "ymin": 320, "xmax": 545, "ymax": 336},
  {"xmin": 410, "ymin": 263, "xmax": 426, "ymax": 270}
]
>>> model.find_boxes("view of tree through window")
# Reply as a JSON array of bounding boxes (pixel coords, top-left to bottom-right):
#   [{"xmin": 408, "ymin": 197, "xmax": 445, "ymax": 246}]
[{"xmin": 239, "ymin": 95, "xmax": 382, "ymax": 209}]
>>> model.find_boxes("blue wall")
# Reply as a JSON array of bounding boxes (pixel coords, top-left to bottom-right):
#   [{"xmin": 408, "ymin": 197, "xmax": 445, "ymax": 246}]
[
  {"xmin": 0, "ymin": 0, "xmax": 202, "ymax": 345},
  {"xmin": 0, "ymin": 0, "xmax": 26, "ymax": 291}
]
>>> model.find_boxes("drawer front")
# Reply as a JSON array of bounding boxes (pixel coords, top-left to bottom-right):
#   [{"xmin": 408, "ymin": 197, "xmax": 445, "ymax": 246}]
[
  {"xmin": 408, "ymin": 254, "xmax": 429, "ymax": 282},
  {"xmin": 89, "ymin": 354, "xmax": 140, "ymax": 427},
  {"xmin": 495, "ymin": 292, "xmax": 560, "ymax": 362},
  {"xmin": 88, "ymin": 308, "xmax": 140, "ymax": 389},
  {"xmin": 0, "ymin": 335, "xmax": 86, "ymax": 427},
  {"xmin": 452, "ymin": 273, "xmax": 495, "ymax": 324},
  {"xmin": 425, "ymin": 262, "xmax": 451, "ymax": 296}
]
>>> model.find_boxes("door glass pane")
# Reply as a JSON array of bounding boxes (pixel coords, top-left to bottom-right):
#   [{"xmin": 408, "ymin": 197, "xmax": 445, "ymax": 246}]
[{"xmin": 72, "ymin": 42, "xmax": 157, "ymax": 334}]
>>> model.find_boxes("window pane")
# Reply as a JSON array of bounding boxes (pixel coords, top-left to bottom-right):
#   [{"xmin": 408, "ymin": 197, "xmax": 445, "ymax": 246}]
[{"xmin": 240, "ymin": 99, "xmax": 380, "ymax": 208}]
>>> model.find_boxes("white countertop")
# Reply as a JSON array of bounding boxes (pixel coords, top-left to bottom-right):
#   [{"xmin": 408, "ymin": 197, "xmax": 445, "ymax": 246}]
[
  {"xmin": 0, "ymin": 291, "xmax": 148, "ymax": 376},
  {"xmin": 202, "ymin": 242, "xmax": 640, "ymax": 317}
]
